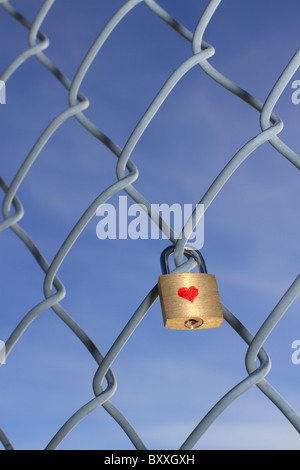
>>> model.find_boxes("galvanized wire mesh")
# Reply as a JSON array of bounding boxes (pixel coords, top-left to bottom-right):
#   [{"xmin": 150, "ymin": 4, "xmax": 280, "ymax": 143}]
[{"xmin": 0, "ymin": 0, "xmax": 299, "ymax": 450}]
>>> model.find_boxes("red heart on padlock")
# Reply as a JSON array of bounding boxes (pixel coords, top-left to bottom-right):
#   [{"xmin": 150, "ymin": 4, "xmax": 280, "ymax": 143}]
[{"xmin": 177, "ymin": 286, "xmax": 199, "ymax": 303}]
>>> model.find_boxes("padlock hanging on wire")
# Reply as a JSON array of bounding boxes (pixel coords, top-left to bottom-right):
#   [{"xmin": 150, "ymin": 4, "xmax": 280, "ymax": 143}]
[{"xmin": 158, "ymin": 245, "xmax": 223, "ymax": 330}]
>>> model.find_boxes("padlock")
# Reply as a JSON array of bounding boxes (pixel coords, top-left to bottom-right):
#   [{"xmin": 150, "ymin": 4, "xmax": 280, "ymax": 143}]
[{"xmin": 158, "ymin": 245, "xmax": 223, "ymax": 330}]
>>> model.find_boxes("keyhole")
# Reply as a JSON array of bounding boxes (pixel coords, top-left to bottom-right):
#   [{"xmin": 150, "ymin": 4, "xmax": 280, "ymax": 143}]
[{"xmin": 184, "ymin": 318, "xmax": 203, "ymax": 329}]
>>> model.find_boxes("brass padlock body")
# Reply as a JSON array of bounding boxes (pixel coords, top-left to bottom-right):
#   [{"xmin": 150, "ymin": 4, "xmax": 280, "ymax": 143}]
[{"xmin": 158, "ymin": 272, "xmax": 223, "ymax": 330}]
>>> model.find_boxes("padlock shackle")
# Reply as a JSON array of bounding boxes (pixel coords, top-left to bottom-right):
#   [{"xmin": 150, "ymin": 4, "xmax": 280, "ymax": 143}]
[{"xmin": 160, "ymin": 245, "xmax": 207, "ymax": 275}]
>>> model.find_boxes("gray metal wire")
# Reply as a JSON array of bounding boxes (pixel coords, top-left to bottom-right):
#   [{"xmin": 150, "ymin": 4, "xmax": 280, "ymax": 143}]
[{"xmin": 0, "ymin": 0, "xmax": 299, "ymax": 450}]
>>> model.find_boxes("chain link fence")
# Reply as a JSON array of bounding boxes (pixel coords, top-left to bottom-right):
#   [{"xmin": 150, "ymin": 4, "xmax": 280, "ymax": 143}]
[{"xmin": 0, "ymin": 0, "xmax": 299, "ymax": 450}]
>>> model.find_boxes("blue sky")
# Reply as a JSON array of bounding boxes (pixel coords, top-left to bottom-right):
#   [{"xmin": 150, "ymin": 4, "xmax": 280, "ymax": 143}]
[{"xmin": 0, "ymin": 0, "xmax": 299, "ymax": 450}]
